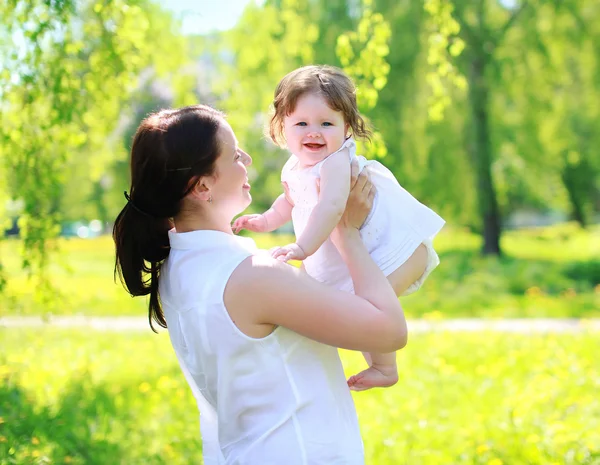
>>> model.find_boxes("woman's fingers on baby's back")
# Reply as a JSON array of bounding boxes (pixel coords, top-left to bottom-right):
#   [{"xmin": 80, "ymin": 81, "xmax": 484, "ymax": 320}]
[
  {"xmin": 352, "ymin": 170, "xmax": 368, "ymax": 193},
  {"xmin": 349, "ymin": 158, "xmax": 360, "ymax": 188}
]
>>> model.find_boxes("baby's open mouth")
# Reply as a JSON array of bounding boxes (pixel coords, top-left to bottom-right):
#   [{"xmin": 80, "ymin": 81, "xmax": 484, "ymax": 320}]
[{"xmin": 304, "ymin": 143, "xmax": 325, "ymax": 149}]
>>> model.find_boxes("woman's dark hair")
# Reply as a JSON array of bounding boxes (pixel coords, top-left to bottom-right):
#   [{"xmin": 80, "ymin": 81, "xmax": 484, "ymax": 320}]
[{"xmin": 113, "ymin": 105, "xmax": 224, "ymax": 332}]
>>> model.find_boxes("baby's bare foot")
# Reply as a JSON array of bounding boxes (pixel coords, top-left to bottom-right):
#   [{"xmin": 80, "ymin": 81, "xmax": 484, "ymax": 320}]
[{"xmin": 347, "ymin": 363, "xmax": 398, "ymax": 392}]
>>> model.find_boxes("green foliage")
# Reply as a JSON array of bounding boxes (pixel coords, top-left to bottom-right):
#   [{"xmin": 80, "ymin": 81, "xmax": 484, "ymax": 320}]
[
  {"xmin": 1, "ymin": 0, "xmax": 599, "ymax": 306},
  {"xmin": 423, "ymin": 0, "xmax": 467, "ymax": 121},
  {"xmin": 1, "ymin": 328, "xmax": 599, "ymax": 463},
  {"xmin": 0, "ymin": 0, "xmax": 193, "ymax": 299},
  {"xmin": 492, "ymin": 1, "xmax": 600, "ymax": 226},
  {"xmin": 337, "ymin": 0, "xmax": 391, "ymax": 111},
  {"xmin": 337, "ymin": 0, "xmax": 391, "ymax": 159}
]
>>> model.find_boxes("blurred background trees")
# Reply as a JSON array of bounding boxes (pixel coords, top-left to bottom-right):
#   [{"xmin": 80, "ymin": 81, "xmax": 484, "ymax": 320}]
[
  {"xmin": 1, "ymin": 0, "xmax": 598, "ymax": 288},
  {"xmin": 0, "ymin": 0, "xmax": 195, "ymax": 292}
]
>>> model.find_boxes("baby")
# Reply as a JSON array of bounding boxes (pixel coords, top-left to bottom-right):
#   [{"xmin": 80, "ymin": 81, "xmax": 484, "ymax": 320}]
[{"xmin": 233, "ymin": 65, "xmax": 445, "ymax": 391}]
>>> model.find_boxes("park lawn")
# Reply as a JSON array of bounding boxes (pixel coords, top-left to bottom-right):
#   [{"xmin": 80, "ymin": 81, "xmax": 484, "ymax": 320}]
[
  {"xmin": 0, "ymin": 328, "xmax": 599, "ymax": 464},
  {"xmin": 0, "ymin": 222, "xmax": 599, "ymax": 318}
]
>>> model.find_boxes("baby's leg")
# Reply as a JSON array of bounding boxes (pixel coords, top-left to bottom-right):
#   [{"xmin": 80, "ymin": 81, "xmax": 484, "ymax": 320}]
[
  {"xmin": 387, "ymin": 243, "xmax": 429, "ymax": 296},
  {"xmin": 349, "ymin": 244, "xmax": 429, "ymax": 391}
]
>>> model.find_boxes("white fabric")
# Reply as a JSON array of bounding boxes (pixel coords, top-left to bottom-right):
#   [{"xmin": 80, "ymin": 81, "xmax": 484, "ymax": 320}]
[
  {"xmin": 160, "ymin": 229, "xmax": 365, "ymax": 465},
  {"xmin": 403, "ymin": 239, "xmax": 439, "ymax": 295},
  {"xmin": 281, "ymin": 138, "xmax": 445, "ymax": 294}
]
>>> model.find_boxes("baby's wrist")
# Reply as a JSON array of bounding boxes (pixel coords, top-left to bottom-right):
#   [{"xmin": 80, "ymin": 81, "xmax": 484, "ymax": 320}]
[
  {"xmin": 295, "ymin": 242, "xmax": 306, "ymax": 256},
  {"xmin": 261, "ymin": 213, "xmax": 271, "ymax": 229},
  {"xmin": 295, "ymin": 240, "xmax": 310, "ymax": 257}
]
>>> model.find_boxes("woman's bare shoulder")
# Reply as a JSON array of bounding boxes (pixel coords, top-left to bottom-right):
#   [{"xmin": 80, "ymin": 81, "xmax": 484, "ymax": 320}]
[{"xmin": 227, "ymin": 251, "xmax": 304, "ymax": 294}]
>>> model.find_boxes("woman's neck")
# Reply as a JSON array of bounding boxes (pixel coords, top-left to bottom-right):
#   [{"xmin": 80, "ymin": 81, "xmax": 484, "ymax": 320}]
[{"xmin": 174, "ymin": 209, "xmax": 233, "ymax": 234}]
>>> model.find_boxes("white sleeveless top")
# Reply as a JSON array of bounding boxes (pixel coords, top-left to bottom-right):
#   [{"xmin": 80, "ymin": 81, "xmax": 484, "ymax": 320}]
[
  {"xmin": 281, "ymin": 138, "xmax": 445, "ymax": 292},
  {"xmin": 159, "ymin": 229, "xmax": 365, "ymax": 465}
]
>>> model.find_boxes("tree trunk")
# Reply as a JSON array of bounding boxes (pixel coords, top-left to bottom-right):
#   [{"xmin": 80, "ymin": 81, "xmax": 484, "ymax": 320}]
[
  {"xmin": 92, "ymin": 181, "xmax": 110, "ymax": 229},
  {"xmin": 468, "ymin": 55, "xmax": 502, "ymax": 256},
  {"xmin": 561, "ymin": 162, "xmax": 589, "ymax": 228}
]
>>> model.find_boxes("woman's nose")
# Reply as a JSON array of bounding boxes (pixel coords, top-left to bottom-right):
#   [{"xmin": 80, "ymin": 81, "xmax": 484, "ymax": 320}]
[{"xmin": 242, "ymin": 150, "xmax": 252, "ymax": 166}]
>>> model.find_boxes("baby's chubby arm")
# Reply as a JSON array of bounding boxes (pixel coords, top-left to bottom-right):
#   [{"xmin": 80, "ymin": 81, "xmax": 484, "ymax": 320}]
[
  {"xmin": 233, "ymin": 188, "xmax": 293, "ymax": 234},
  {"xmin": 295, "ymin": 148, "xmax": 351, "ymax": 256},
  {"xmin": 264, "ymin": 192, "xmax": 293, "ymax": 231}
]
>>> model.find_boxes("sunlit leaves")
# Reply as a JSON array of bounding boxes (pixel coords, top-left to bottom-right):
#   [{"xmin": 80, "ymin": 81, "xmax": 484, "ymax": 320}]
[
  {"xmin": 0, "ymin": 0, "xmax": 192, "ymax": 300},
  {"xmin": 336, "ymin": 2, "xmax": 391, "ymax": 112},
  {"xmin": 423, "ymin": 0, "xmax": 467, "ymax": 121}
]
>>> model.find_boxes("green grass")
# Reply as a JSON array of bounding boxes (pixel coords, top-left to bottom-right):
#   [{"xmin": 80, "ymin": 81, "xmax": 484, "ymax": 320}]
[
  {"xmin": 1, "ymin": 222, "xmax": 599, "ymax": 318},
  {"xmin": 1, "ymin": 328, "xmax": 598, "ymax": 464}
]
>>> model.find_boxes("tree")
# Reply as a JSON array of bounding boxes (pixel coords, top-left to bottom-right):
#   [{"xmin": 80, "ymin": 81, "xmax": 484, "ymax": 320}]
[
  {"xmin": 0, "ymin": 0, "xmax": 192, "ymax": 297},
  {"xmin": 445, "ymin": 0, "xmax": 536, "ymax": 255},
  {"xmin": 489, "ymin": 1, "xmax": 600, "ymax": 228},
  {"xmin": 336, "ymin": 0, "xmax": 392, "ymax": 160},
  {"xmin": 441, "ymin": 0, "xmax": 600, "ymax": 251},
  {"xmin": 371, "ymin": 0, "xmax": 477, "ymax": 226}
]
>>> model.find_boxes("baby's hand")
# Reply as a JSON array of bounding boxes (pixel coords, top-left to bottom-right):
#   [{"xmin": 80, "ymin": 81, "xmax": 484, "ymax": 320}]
[
  {"xmin": 271, "ymin": 243, "xmax": 307, "ymax": 262},
  {"xmin": 232, "ymin": 214, "xmax": 268, "ymax": 234}
]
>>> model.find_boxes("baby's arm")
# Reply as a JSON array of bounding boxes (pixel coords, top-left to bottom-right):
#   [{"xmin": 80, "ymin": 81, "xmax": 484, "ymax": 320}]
[
  {"xmin": 297, "ymin": 150, "xmax": 350, "ymax": 256},
  {"xmin": 274, "ymin": 149, "xmax": 350, "ymax": 261},
  {"xmin": 264, "ymin": 193, "xmax": 293, "ymax": 231},
  {"xmin": 233, "ymin": 191, "xmax": 292, "ymax": 234}
]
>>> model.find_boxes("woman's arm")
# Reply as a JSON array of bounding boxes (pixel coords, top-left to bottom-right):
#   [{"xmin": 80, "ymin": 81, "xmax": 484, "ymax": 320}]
[
  {"xmin": 225, "ymin": 168, "xmax": 407, "ymax": 353},
  {"xmin": 226, "ymin": 256, "xmax": 405, "ymax": 353}
]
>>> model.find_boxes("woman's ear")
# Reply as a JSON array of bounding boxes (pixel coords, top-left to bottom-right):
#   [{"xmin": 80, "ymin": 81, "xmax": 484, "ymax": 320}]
[
  {"xmin": 345, "ymin": 123, "xmax": 351, "ymax": 139},
  {"xmin": 189, "ymin": 176, "xmax": 214, "ymax": 202}
]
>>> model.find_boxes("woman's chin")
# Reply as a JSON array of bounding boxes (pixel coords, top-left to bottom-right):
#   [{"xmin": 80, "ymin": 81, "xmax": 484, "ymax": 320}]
[{"xmin": 236, "ymin": 195, "xmax": 252, "ymax": 216}]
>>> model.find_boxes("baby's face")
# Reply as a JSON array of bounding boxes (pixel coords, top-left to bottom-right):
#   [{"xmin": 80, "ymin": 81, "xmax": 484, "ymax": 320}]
[{"xmin": 283, "ymin": 92, "xmax": 347, "ymax": 167}]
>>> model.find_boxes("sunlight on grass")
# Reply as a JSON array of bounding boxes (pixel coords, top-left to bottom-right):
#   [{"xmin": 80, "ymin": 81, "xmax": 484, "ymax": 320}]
[
  {"xmin": 0, "ymin": 223, "xmax": 598, "ymax": 318},
  {"xmin": 1, "ymin": 328, "xmax": 598, "ymax": 464}
]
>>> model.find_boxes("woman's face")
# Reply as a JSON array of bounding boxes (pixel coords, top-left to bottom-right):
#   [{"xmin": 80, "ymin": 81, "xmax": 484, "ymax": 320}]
[{"xmin": 209, "ymin": 120, "xmax": 253, "ymax": 217}]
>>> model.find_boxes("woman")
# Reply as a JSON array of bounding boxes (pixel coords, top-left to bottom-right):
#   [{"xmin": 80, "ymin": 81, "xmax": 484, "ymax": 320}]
[{"xmin": 113, "ymin": 105, "xmax": 408, "ymax": 465}]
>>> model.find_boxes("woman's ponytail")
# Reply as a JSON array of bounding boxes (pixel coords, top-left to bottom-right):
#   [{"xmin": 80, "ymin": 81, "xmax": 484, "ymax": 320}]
[
  {"xmin": 112, "ymin": 105, "xmax": 224, "ymax": 331},
  {"xmin": 113, "ymin": 202, "xmax": 171, "ymax": 331}
]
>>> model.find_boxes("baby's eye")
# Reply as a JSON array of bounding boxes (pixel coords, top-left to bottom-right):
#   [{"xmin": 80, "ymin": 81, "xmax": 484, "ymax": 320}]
[
  {"xmin": 322, "ymin": 122, "xmax": 333, "ymax": 127},
  {"xmin": 296, "ymin": 122, "xmax": 307, "ymax": 126},
  {"xmin": 235, "ymin": 151, "xmax": 242, "ymax": 160}
]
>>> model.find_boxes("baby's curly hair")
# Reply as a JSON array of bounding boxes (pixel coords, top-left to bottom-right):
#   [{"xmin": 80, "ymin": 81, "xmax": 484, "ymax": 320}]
[{"xmin": 268, "ymin": 65, "xmax": 372, "ymax": 147}]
